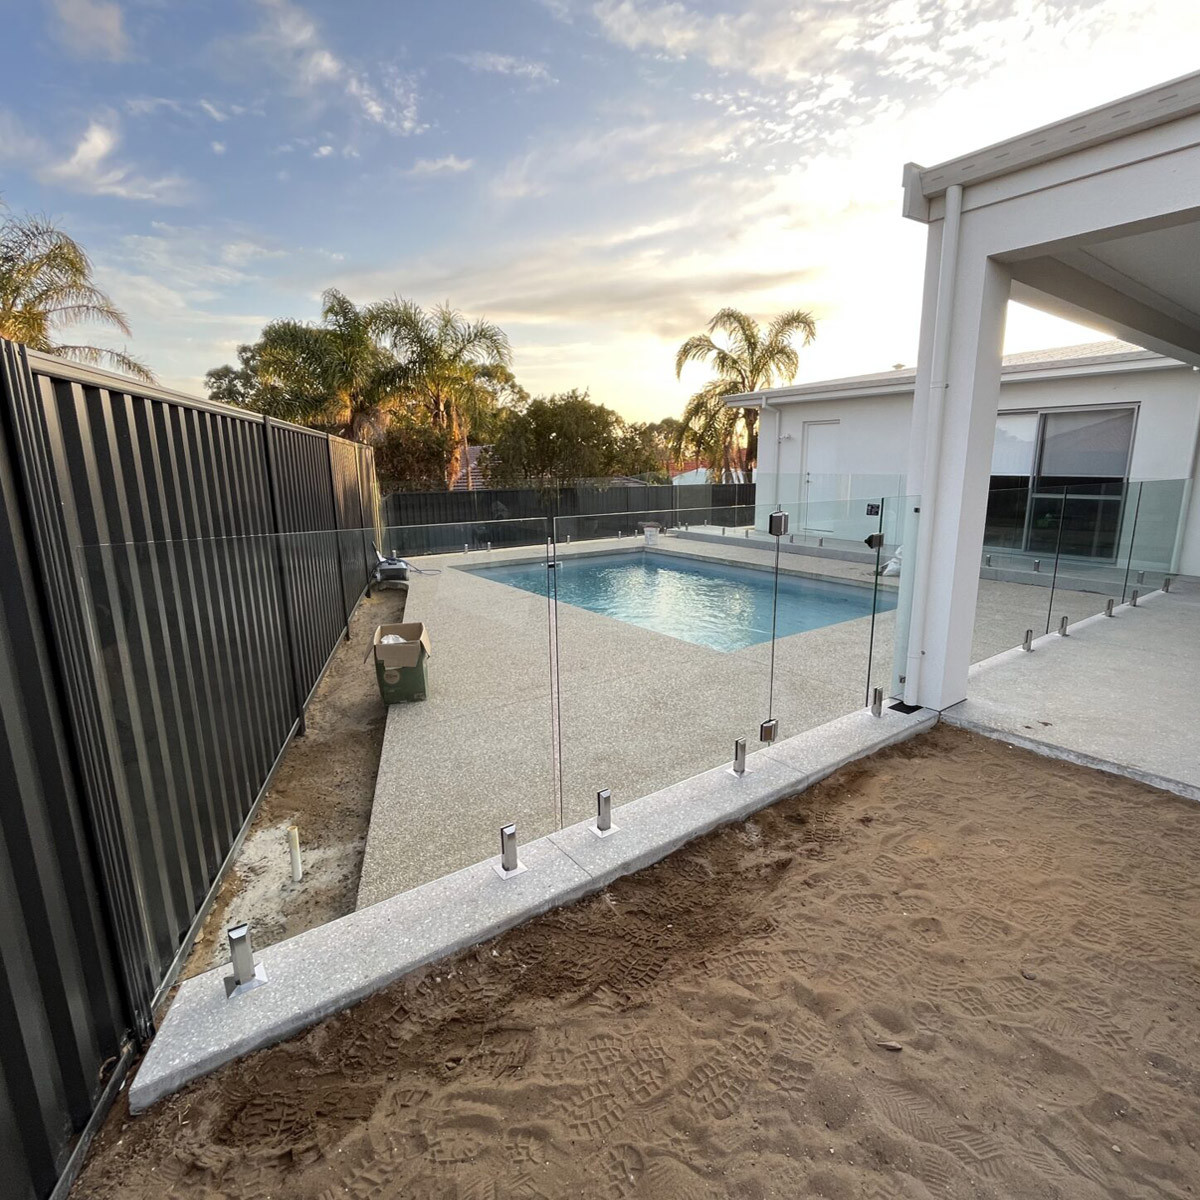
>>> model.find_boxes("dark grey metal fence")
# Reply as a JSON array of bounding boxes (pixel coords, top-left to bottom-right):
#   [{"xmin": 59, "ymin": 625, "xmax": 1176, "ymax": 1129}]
[
  {"xmin": 381, "ymin": 480, "xmax": 755, "ymax": 530},
  {"xmin": 0, "ymin": 340, "xmax": 380, "ymax": 1199}
]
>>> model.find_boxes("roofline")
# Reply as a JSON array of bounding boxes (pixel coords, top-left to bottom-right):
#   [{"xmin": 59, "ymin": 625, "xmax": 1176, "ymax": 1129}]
[
  {"xmin": 727, "ymin": 350, "xmax": 1187, "ymax": 408},
  {"xmin": 903, "ymin": 69, "xmax": 1200, "ymax": 219}
]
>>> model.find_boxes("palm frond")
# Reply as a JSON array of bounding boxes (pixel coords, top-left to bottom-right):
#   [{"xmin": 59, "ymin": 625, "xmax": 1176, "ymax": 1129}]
[{"xmin": 50, "ymin": 344, "xmax": 155, "ymax": 383}]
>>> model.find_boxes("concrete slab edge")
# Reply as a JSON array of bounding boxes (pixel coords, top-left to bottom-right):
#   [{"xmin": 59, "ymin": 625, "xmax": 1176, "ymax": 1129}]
[
  {"xmin": 941, "ymin": 705, "xmax": 1200, "ymax": 805},
  {"xmin": 129, "ymin": 704, "xmax": 934, "ymax": 1115},
  {"xmin": 965, "ymin": 590, "xmax": 1165, "ymax": 678}
]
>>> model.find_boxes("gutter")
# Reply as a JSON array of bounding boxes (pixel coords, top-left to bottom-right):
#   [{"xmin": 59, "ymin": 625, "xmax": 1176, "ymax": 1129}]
[{"xmin": 904, "ymin": 183, "xmax": 964, "ymax": 707}]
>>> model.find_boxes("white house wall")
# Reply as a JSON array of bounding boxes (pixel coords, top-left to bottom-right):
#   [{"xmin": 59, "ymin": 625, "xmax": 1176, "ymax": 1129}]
[{"xmin": 755, "ymin": 364, "xmax": 1200, "ymax": 575}]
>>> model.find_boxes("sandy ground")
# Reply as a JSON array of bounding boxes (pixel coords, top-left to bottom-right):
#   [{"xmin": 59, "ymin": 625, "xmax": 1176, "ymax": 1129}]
[
  {"xmin": 76, "ymin": 725, "xmax": 1200, "ymax": 1199},
  {"xmin": 181, "ymin": 585, "xmax": 408, "ymax": 977}
]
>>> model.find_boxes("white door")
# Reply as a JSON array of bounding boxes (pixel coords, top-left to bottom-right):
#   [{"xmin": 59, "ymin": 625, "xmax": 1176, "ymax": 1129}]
[{"xmin": 801, "ymin": 420, "xmax": 841, "ymax": 508}]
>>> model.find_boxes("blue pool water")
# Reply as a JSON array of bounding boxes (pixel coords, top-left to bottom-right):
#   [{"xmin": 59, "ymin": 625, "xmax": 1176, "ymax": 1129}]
[{"xmin": 466, "ymin": 551, "xmax": 894, "ymax": 652}]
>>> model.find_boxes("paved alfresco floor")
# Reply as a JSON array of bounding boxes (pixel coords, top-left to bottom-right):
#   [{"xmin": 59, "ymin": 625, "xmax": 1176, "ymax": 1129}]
[
  {"xmin": 945, "ymin": 579, "xmax": 1200, "ymax": 800},
  {"xmin": 357, "ymin": 535, "xmax": 1100, "ymax": 906}
]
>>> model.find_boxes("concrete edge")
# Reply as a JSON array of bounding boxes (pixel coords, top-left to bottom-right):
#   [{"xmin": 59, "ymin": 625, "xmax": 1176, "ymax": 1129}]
[
  {"xmin": 941, "ymin": 706, "xmax": 1200, "ymax": 804},
  {"xmin": 128, "ymin": 703, "xmax": 935, "ymax": 1114},
  {"xmin": 965, "ymin": 589, "xmax": 1165, "ymax": 677}
]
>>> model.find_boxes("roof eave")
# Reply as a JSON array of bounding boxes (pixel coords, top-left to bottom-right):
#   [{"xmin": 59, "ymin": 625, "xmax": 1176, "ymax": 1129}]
[{"xmin": 907, "ymin": 69, "xmax": 1200, "ymax": 216}]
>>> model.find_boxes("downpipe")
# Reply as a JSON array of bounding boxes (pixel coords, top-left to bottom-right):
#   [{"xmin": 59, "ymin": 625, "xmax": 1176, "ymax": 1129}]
[
  {"xmin": 1169, "ymin": 372, "xmax": 1200, "ymax": 574},
  {"xmin": 904, "ymin": 183, "xmax": 964, "ymax": 708}
]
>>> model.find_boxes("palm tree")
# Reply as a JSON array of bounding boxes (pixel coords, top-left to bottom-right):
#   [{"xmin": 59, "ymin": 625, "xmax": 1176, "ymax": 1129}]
[
  {"xmin": 255, "ymin": 289, "xmax": 403, "ymax": 441},
  {"xmin": 0, "ymin": 207, "xmax": 152, "ymax": 381},
  {"xmin": 674, "ymin": 307, "xmax": 816, "ymax": 481},
  {"xmin": 368, "ymin": 299, "xmax": 511, "ymax": 488}
]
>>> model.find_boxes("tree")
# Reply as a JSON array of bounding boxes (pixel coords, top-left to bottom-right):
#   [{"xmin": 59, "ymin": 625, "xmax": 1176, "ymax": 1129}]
[
  {"xmin": 373, "ymin": 411, "xmax": 456, "ymax": 492},
  {"xmin": 0, "ymin": 206, "xmax": 152, "ymax": 381},
  {"xmin": 674, "ymin": 307, "xmax": 816, "ymax": 481},
  {"xmin": 483, "ymin": 390, "xmax": 657, "ymax": 485},
  {"xmin": 252, "ymin": 289, "xmax": 403, "ymax": 441},
  {"xmin": 368, "ymin": 299, "xmax": 511, "ymax": 488}
]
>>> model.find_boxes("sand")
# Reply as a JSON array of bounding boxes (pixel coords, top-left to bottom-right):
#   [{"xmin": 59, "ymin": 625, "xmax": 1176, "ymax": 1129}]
[
  {"xmin": 76, "ymin": 726, "xmax": 1200, "ymax": 1199},
  {"xmin": 182, "ymin": 585, "xmax": 408, "ymax": 977}
]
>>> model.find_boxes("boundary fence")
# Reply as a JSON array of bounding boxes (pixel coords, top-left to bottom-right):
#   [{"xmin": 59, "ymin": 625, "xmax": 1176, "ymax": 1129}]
[
  {"xmin": 0, "ymin": 340, "xmax": 379, "ymax": 1200},
  {"xmin": 381, "ymin": 480, "xmax": 755, "ymax": 531}
]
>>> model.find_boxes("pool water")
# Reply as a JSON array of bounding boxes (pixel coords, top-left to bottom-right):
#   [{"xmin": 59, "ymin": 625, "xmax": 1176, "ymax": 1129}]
[{"xmin": 466, "ymin": 550, "xmax": 894, "ymax": 652}]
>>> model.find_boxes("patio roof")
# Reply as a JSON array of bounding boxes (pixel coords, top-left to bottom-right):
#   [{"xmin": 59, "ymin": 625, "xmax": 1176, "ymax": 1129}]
[{"xmin": 903, "ymin": 69, "xmax": 1200, "ymax": 213}]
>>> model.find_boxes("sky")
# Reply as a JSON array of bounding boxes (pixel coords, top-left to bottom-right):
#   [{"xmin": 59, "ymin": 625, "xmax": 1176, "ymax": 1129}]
[{"xmin": 3, "ymin": 1, "xmax": 1200, "ymax": 422}]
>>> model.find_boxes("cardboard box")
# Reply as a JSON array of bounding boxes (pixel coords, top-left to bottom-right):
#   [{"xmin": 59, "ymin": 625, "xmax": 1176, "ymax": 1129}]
[{"xmin": 373, "ymin": 622, "xmax": 432, "ymax": 669}]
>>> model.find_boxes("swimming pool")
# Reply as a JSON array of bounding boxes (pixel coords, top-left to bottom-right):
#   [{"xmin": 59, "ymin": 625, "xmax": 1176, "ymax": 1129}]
[{"xmin": 466, "ymin": 550, "xmax": 894, "ymax": 652}]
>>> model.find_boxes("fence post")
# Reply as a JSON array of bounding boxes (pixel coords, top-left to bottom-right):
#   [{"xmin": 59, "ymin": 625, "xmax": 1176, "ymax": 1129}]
[{"xmin": 262, "ymin": 417, "xmax": 311, "ymax": 736}]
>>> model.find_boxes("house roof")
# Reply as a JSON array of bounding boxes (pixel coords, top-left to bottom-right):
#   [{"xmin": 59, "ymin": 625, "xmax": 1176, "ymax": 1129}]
[
  {"xmin": 726, "ymin": 341, "xmax": 1186, "ymax": 408},
  {"xmin": 905, "ymin": 70, "xmax": 1200, "ymax": 206}
]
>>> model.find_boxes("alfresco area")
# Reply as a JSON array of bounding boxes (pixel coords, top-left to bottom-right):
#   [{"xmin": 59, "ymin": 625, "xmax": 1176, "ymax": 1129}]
[{"xmin": 5, "ymin": 66, "xmax": 1199, "ymax": 1200}]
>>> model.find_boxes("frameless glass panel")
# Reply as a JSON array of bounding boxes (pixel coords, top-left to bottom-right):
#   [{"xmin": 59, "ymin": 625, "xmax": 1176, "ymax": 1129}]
[
  {"xmin": 549, "ymin": 505, "xmax": 768, "ymax": 829},
  {"xmin": 975, "ymin": 487, "xmax": 1059, "ymax": 659},
  {"xmin": 1121, "ymin": 478, "xmax": 1188, "ymax": 596},
  {"xmin": 766, "ymin": 490, "xmax": 900, "ymax": 724},
  {"xmin": 361, "ymin": 518, "xmax": 558, "ymax": 900},
  {"xmin": 889, "ymin": 496, "xmax": 921, "ymax": 699}
]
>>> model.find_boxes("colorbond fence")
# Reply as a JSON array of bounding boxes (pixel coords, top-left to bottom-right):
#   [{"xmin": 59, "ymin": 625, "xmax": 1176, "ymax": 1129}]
[
  {"xmin": 381, "ymin": 480, "xmax": 755, "ymax": 534},
  {"xmin": 0, "ymin": 340, "xmax": 379, "ymax": 1200}
]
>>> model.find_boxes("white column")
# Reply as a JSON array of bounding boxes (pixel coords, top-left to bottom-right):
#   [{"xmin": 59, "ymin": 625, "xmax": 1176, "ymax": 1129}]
[{"xmin": 905, "ymin": 245, "xmax": 1011, "ymax": 710}]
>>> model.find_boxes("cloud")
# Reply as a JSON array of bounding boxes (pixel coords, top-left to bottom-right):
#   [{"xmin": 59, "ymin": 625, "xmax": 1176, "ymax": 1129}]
[
  {"xmin": 125, "ymin": 97, "xmax": 186, "ymax": 117},
  {"xmin": 48, "ymin": 0, "xmax": 129, "ymax": 61},
  {"xmin": 211, "ymin": 140, "xmax": 226, "ymax": 154},
  {"xmin": 0, "ymin": 113, "xmax": 189, "ymax": 203},
  {"xmin": 313, "ymin": 144, "xmax": 334, "ymax": 158},
  {"xmin": 227, "ymin": 0, "xmax": 426, "ymax": 134},
  {"xmin": 405, "ymin": 154, "xmax": 473, "ymax": 177},
  {"xmin": 41, "ymin": 121, "xmax": 188, "ymax": 202},
  {"xmin": 455, "ymin": 51, "xmax": 556, "ymax": 86},
  {"xmin": 199, "ymin": 100, "xmax": 228, "ymax": 122}
]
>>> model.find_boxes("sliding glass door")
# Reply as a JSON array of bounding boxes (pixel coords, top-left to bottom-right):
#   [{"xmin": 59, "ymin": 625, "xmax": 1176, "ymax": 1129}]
[{"xmin": 985, "ymin": 406, "xmax": 1135, "ymax": 560}]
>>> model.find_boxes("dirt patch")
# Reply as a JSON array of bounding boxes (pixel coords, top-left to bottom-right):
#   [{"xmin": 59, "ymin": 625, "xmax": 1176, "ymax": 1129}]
[
  {"xmin": 180, "ymin": 586, "xmax": 407, "ymax": 978},
  {"xmin": 77, "ymin": 726, "xmax": 1200, "ymax": 1198}
]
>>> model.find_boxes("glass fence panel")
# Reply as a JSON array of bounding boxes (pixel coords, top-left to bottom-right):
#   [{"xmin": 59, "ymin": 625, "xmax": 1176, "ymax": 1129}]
[
  {"xmin": 1041, "ymin": 483, "xmax": 1134, "ymax": 631},
  {"xmin": 889, "ymin": 496, "xmax": 921, "ymax": 699},
  {"xmin": 976, "ymin": 486, "xmax": 1062, "ymax": 658},
  {"xmin": 369, "ymin": 518, "xmax": 559, "ymax": 897},
  {"xmin": 1123, "ymin": 478, "xmax": 1188, "ymax": 595},
  {"xmin": 550, "ymin": 505, "xmax": 769, "ymax": 829}
]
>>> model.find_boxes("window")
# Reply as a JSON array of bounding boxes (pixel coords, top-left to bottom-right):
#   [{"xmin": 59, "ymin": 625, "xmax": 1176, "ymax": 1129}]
[
  {"xmin": 1036, "ymin": 409, "xmax": 1135, "ymax": 482},
  {"xmin": 985, "ymin": 406, "xmax": 1136, "ymax": 560}
]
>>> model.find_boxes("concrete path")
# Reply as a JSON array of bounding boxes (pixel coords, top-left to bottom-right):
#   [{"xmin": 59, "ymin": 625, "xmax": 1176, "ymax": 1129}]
[
  {"xmin": 945, "ymin": 581, "xmax": 1200, "ymax": 800},
  {"xmin": 356, "ymin": 535, "xmax": 1101, "ymax": 906}
]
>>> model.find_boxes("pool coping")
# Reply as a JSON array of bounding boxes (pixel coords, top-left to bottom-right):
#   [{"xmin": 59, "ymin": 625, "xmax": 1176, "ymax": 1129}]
[
  {"xmin": 127, "ymin": 701, "xmax": 936, "ymax": 1114},
  {"xmin": 454, "ymin": 537, "xmax": 901, "ymax": 595}
]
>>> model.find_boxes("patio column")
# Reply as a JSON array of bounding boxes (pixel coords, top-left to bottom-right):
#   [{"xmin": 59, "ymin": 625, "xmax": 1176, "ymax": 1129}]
[{"xmin": 904, "ymin": 231, "xmax": 1011, "ymax": 712}]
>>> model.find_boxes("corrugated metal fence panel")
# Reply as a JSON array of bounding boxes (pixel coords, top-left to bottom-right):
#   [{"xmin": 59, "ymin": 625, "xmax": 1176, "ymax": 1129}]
[
  {"xmin": 0, "ymin": 345, "xmax": 160, "ymax": 1030},
  {"xmin": 0, "ymin": 341, "xmax": 379, "ymax": 1200},
  {"xmin": 380, "ymin": 481, "xmax": 756, "ymax": 529},
  {"xmin": 329, "ymin": 435, "xmax": 369, "ymax": 619},
  {"xmin": 264, "ymin": 420, "xmax": 349, "ymax": 703},
  {"xmin": 0, "ymin": 354, "xmax": 128, "ymax": 1200}
]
